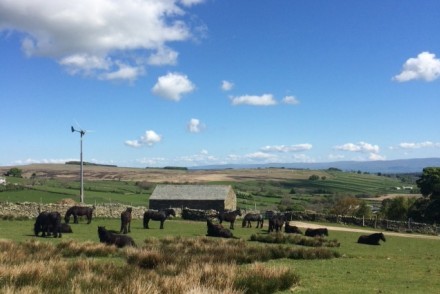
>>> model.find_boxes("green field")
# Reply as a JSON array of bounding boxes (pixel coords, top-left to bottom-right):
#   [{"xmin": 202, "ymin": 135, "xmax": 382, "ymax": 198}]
[{"xmin": 0, "ymin": 218, "xmax": 439, "ymax": 293}]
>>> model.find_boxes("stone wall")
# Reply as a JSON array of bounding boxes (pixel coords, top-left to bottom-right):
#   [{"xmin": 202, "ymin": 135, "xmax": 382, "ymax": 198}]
[
  {"xmin": 283, "ymin": 211, "xmax": 439, "ymax": 235},
  {"xmin": 0, "ymin": 202, "xmax": 148, "ymax": 220}
]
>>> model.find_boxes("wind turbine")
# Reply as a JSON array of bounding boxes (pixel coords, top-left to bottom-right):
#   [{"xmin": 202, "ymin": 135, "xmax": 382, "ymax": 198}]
[{"xmin": 71, "ymin": 125, "xmax": 87, "ymax": 203}]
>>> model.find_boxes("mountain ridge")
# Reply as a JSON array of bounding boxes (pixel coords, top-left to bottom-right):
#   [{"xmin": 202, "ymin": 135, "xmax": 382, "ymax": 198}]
[{"xmin": 190, "ymin": 157, "xmax": 440, "ymax": 173}]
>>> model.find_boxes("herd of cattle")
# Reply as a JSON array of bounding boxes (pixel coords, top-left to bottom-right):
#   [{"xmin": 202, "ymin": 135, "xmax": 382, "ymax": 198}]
[{"xmin": 33, "ymin": 207, "xmax": 386, "ymax": 248}]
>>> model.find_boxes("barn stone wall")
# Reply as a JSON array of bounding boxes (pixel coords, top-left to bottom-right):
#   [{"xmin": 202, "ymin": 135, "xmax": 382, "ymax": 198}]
[{"xmin": 224, "ymin": 189, "xmax": 237, "ymax": 210}]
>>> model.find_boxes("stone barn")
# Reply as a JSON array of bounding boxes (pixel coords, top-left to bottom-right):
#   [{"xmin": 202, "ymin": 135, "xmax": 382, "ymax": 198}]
[{"xmin": 149, "ymin": 184, "xmax": 237, "ymax": 211}]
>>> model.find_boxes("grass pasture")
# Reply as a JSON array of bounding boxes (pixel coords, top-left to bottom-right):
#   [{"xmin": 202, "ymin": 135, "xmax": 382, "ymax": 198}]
[{"xmin": 0, "ymin": 218, "xmax": 439, "ymax": 293}]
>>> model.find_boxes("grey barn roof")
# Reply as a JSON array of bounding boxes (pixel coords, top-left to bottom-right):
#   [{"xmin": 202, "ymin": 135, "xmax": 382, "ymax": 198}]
[{"xmin": 150, "ymin": 184, "xmax": 234, "ymax": 201}]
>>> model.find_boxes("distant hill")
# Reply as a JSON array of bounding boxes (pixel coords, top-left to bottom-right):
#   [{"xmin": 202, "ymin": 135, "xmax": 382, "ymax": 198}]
[{"xmin": 191, "ymin": 158, "xmax": 440, "ymax": 174}]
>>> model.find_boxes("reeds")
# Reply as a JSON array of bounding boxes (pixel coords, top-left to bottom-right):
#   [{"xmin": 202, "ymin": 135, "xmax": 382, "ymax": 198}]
[
  {"xmin": 0, "ymin": 236, "xmax": 336, "ymax": 293},
  {"xmin": 250, "ymin": 232, "xmax": 341, "ymax": 247}
]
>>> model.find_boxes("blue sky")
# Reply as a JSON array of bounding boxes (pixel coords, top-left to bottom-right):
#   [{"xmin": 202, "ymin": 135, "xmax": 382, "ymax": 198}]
[{"xmin": 1, "ymin": 0, "xmax": 440, "ymax": 168}]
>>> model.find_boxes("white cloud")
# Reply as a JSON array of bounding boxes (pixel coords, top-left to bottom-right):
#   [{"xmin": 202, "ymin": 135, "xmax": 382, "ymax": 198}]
[
  {"xmin": 147, "ymin": 46, "xmax": 179, "ymax": 66},
  {"xmin": 334, "ymin": 142, "xmax": 380, "ymax": 154},
  {"xmin": 245, "ymin": 152, "xmax": 276, "ymax": 160},
  {"xmin": 221, "ymin": 80, "xmax": 234, "ymax": 91},
  {"xmin": 369, "ymin": 153, "xmax": 386, "ymax": 161},
  {"xmin": 125, "ymin": 130, "xmax": 162, "ymax": 148},
  {"xmin": 282, "ymin": 95, "xmax": 300, "ymax": 105},
  {"xmin": 100, "ymin": 64, "xmax": 144, "ymax": 82},
  {"xmin": 0, "ymin": 0, "xmax": 205, "ymax": 80},
  {"xmin": 397, "ymin": 141, "xmax": 440, "ymax": 149},
  {"xmin": 230, "ymin": 94, "xmax": 277, "ymax": 106},
  {"xmin": 393, "ymin": 52, "xmax": 440, "ymax": 82},
  {"xmin": 152, "ymin": 72, "xmax": 195, "ymax": 101},
  {"xmin": 187, "ymin": 118, "xmax": 204, "ymax": 133},
  {"xmin": 180, "ymin": 0, "xmax": 205, "ymax": 7},
  {"xmin": 261, "ymin": 144, "xmax": 312, "ymax": 153},
  {"xmin": 12, "ymin": 158, "xmax": 76, "ymax": 165}
]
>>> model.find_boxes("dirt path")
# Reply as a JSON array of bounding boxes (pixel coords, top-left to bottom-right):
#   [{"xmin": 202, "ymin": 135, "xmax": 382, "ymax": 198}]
[{"xmin": 292, "ymin": 221, "xmax": 440, "ymax": 240}]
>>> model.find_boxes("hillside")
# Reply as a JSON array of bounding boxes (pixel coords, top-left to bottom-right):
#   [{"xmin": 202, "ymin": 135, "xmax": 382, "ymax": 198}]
[{"xmin": 0, "ymin": 164, "xmax": 419, "ymax": 212}]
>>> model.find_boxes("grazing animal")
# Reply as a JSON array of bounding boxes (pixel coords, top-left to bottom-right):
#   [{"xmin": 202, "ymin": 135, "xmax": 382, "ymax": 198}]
[
  {"xmin": 60, "ymin": 223, "xmax": 73, "ymax": 233},
  {"xmin": 65, "ymin": 205, "xmax": 95, "ymax": 224},
  {"xmin": 357, "ymin": 233, "xmax": 386, "ymax": 245},
  {"xmin": 284, "ymin": 221, "xmax": 303, "ymax": 234},
  {"xmin": 305, "ymin": 228, "xmax": 329, "ymax": 237},
  {"xmin": 97, "ymin": 226, "xmax": 136, "ymax": 248},
  {"xmin": 218, "ymin": 209, "xmax": 242, "ymax": 230},
  {"xmin": 143, "ymin": 208, "xmax": 176, "ymax": 229},
  {"xmin": 34, "ymin": 211, "xmax": 62, "ymax": 238},
  {"xmin": 206, "ymin": 218, "xmax": 234, "ymax": 238},
  {"xmin": 120, "ymin": 207, "xmax": 132, "ymax": 234},
  {"xmin": 241, "ymin": 213, "xmax": 264, "ymax": 228},
  {"xmin": 268, "ymin": 213, "xmax": 285, "ymax": 233}
]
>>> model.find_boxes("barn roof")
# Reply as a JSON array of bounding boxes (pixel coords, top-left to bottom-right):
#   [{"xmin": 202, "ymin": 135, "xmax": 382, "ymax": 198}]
[{"xmin": 150, "ymin": 184, "xmax": 234, "ymax": 201}]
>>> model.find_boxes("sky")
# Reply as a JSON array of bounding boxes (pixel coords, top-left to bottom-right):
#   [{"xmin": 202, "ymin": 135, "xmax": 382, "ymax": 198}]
[{"xmin": 1, "ymin": 0, "xmax": 440, "ymax": 168}]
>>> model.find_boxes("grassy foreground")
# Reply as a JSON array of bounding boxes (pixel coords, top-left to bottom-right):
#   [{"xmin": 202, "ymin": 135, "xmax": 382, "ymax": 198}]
[{"xmin": 0, "ymin": 218, "xmax": 439, "ymax": 293}]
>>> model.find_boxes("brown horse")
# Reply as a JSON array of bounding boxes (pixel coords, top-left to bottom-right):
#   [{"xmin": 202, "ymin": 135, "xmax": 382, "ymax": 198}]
[
  {"xmin": 206, "ymin": 218, "xmax": 234, "ymax": 238},
  {"xmin": 98, "ymin": 226, "xmax": 136, "ymax": 248},
  {"xmin": 305, "ymin": 228, "xmax": 328, "ymax": 237},
  {"xmin": 242, "ymin": 213, "xmax": 264, "ymax": 228},
  {"xmin": 120, "ymin": 207, "xmax": 132, "ymax": 234},
  {"xmin": 143, "ymin": 208, "xmax": 176, "ymax": 229},
  {"xmin": 65, "ymin": 205, "xmax": 95, "ymax": 224},
  {"xmin": 357, "ymin": 233, "xmax": 386, "ymax": 245},
  {"xmin": 34, "ymin": 211, "xmax": 62, "ymax": 238},
  {"xmin": 284, "ymin": 221, "xmax": 302, "ymax": 234},
  {"xmin": 268, "ymin": 213, "xmax": 285, "ymax": 233},
  {"xmin": 218, "ymin": 209, "xmax": 242, "ymax": 230}
]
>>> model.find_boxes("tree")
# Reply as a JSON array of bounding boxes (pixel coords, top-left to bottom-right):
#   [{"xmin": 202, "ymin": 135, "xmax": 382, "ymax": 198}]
[
  {"xmin": 381, "ymin": 197, "xmax": 416, "ymax": 221},
  {"xmin": 416, "ymin": 167, "xmax": 440, "ymax": 200},
  {"xmin": 5, "ymin": 168, "xmax": 22, "ymax": 178},
  {"xmin": 330, "ymin": 196, "xmax": 360, "ymax": 216},
  {"xmin": 355, "ymin": 201, "xmax": 372, "ymax": 218},
  {"xmin": 308, "ymin": 174, "xmax": 320, "ymax": 181}
]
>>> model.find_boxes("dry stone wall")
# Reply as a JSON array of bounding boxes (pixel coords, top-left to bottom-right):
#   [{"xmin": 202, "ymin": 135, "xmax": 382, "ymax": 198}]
[{"xmin": 0, "ymin": 202, "xmax": 148, "ymax": 219}]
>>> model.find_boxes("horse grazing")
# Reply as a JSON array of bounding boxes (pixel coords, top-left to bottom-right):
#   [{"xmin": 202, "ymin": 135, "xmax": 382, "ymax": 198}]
[
  {"xmin": 60, "ymin": 223, "xmax": 73, "ymax": 233},
  {"xmin": 284, "ymin": 221, "xmax": 302, "ymax": 234},
  {"xmin": 98, "ymin": 226, "xmax": 136, "ymax": 248},
  {"xmin": 34, "ymin": 211, "xmax": 62, "ymax": 238},
  {"xmin": 206, "ymin": 218, "xmax": 234, "ymax": 238},
  {"xmin": 357, "ymin": 233, "xmax": 386, "ymax": 245},
  {"xmin": 268, "ymin": 213, "xmax": 285, "ymax": 233},
  {"xmin": 143, "ymin": 208, "xmax": 176, "ymax": 229},
  {"xmin": 120, "ymin": 207, "xmax": 132, "ymax": 234},
  {"xmin": 218, "ymin": 209, "xmax": 242, "ymax": 230},
  {"xmin": 65, "ymin": 205, "xmax": 95, "ymax": 224},
  {"xmin": 241, "ymin": 213, "xmax": 264, "ymax": 228},
  {"xmin": 305, "ymin": 228, "xmax": 328, "ymax": 237}
]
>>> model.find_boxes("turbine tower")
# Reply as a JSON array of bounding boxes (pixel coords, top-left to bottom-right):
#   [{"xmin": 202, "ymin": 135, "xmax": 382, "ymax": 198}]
[{"xmin": 71, "ymin": 126, "xmax": 86, "ymax": 203}]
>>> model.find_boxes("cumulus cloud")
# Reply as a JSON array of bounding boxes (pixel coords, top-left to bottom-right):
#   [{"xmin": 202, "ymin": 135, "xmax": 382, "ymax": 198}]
[
  {"xmin": 125, "ymin": 130, "xmax": 162, "ymax": 148},
  {"xmin": 261, "ymin": 144, "xmax": 312, "ymax": 153},
  {"xmin": 393, "ymin": 52, "xmax": 440, "ymax": 82},
  {"xmin": 282, "ymin": 95, "xmax": 300, "ymax": 105},
  {"xmin": 230, "ymin": 94, "xmax": 277, "ymax": 106},
  {"xmin": 397, "ymin": 141, "xmax": 440, "ymax": 149},
  {"xmin": 334, "ymin": 142, "xmax": 380, "ymax": 154},
  {"xmin": 187, "ymin": 118, "xmax": 204, "ymax": 133},
  {"xmin": 152, "ymin": 72, "xmax": 195, "ymax": 101},
  {"xmin": 221, "ymin": 80, "xmax": 234, "ymax": 91},
  {"xmin": 245, "ymin": 152, "xmax": 276, "ymax": 161},
  {"xmin": 334, "ymin": 141, "xmax": 384, "ymax": 161},
  {"xmin": 0, "ymin": 0, "xmax": 205, "ymax": 80}
]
